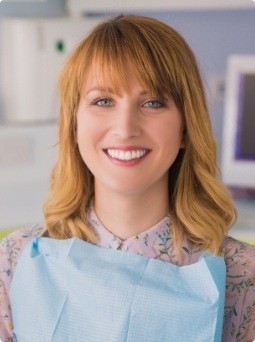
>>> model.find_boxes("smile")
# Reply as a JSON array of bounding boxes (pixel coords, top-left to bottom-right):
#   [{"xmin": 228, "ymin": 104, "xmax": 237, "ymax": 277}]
[{"xmin": 104, "ymin": 149, "xmax": 150, "ymax": 161}]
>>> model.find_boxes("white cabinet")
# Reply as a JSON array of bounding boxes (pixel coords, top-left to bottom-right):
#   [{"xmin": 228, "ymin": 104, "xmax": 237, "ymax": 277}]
[
  {"xmin": 0, "ymin": 18, "xmax": 100, "ymax": 123},
  {"xmin": 67, "ymin": 0, "xmax": 255, "ymax": 16}
]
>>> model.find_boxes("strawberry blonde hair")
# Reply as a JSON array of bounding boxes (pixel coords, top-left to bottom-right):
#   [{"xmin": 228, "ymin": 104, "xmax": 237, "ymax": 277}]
[{"xmin": 43, "ymin": 14, "xmax": 236, "ymax": 254}]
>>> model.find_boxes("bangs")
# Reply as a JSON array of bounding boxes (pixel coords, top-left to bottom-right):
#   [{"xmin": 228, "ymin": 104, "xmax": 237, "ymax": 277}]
[{"xmin": 79, "ymin": 17, "xmax": 183, "ymax": 106}]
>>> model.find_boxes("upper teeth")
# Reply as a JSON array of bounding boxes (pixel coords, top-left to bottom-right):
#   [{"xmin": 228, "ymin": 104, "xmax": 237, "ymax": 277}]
[{"xmin": 107, "ymin": 149, "xmax": 148, "ymax": 160}]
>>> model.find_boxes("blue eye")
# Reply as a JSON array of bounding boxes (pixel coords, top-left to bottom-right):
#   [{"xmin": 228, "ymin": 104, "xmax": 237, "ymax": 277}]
[
  {"xmin": 144, "ymin": 100, "xmax": 165, "ymax": 109},
  {"xmin": 94, "ymin": 98, "xmax": 113, "ymax": 107}
]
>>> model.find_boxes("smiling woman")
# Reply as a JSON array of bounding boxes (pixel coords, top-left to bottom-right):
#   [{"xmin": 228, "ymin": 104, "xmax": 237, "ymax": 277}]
[
  {"xmin": 75, "ymin": 62, "xmax": 184, "ymax": 222},
  {"xmin": 0, "ymin": 14, "xmax": 255, "ymax": 342}
]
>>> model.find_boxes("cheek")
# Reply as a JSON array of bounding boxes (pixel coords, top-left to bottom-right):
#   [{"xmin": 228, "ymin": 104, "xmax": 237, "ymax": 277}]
[
  {"xmin": 77, "ymin": 113, "xmax": 97, "ymax": 142},
  {"xmin": 76, "ymin": 114, "xmax": 107, "ymax": 163},
  {"xmin": 76, "ymin": 115, "xmax": 93, "ymax": 157},
  {"xmin": 155, "ymin": 117, "xmax": 183, "ymax": 148}
]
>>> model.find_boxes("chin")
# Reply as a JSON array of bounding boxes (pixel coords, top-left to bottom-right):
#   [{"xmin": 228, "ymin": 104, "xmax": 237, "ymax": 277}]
[{"xmin": 98, "ymin": 178, "xmax": 160, "ymax": 197}]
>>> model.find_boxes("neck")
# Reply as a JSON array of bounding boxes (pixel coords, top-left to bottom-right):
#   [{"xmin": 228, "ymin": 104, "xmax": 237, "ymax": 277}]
[{"xmin": 94, "ymin": 184, "xmax": 170, "ymax": 240}]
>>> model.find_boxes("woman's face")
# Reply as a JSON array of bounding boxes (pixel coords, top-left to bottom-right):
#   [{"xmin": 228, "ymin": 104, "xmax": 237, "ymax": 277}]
[{"xmin": 76, "ymin": 63, "xmax": 184, "ymax": 198}]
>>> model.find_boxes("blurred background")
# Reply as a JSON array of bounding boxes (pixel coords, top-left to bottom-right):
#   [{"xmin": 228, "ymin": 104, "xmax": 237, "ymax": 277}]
[{"xmin": 0, "ymin": 0, "xmax": 254, "ymax": 244}]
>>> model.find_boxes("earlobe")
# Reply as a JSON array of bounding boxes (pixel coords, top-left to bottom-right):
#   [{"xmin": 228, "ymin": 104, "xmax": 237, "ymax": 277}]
[{"xmin": 180, "ymin": 137, "xmax": 186, "ymax": 149}]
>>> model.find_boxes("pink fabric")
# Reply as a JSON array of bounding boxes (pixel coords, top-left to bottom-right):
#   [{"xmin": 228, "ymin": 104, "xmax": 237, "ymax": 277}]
[{"xmin": 0, "ymin": 209, "xmax": 255, "ymax": 342}]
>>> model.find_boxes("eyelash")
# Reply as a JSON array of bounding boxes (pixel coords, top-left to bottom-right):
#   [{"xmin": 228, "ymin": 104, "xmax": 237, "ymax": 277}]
[
  {"xmin": 92, "ymin": 98, "xmax": 114, "ymax": 107},
  {"xmin": 91, "ymin": 98, "xmax": 166, "ymax": 109},
  {"xmin": 143, "ymin": 100, "xmax": 165, "ymax": 109}
]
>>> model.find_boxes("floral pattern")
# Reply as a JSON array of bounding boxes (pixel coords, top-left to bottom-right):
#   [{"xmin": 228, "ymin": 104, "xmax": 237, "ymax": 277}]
[{"xmin": 0, "ymin": 212, "xmax": 255, "ymax": 342}]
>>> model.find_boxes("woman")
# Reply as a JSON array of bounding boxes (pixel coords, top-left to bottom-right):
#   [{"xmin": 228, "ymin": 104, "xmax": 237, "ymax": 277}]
[{"xmin": 0, "ymin": 14, "xmax": 254, "ymax": 342}]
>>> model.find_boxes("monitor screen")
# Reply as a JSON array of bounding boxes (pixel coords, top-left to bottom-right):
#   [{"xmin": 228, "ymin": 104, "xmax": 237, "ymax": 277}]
[
  {"xmin": 235, "ymin": 73, "xmax": 255, "ymax": 161},
  {"xmin": 221, "ymin": 55, "xmax": 255, "ymax": 189}
]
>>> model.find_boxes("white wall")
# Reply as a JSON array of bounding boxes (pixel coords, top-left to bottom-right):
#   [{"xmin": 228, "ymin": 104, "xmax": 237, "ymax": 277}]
[{"xmin": 0, "ymin": 123, "xmax": 57, "ymax": 229}]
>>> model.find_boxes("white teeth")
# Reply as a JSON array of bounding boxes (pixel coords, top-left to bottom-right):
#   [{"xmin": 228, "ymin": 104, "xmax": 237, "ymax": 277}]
[{"xmin": 107, "ymin": 149, "xmax": 148, "ymax": 161}]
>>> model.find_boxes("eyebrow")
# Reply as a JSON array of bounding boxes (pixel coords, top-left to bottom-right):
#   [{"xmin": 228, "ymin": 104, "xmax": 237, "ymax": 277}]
[
  {"xmin": 85, "ymin": 86, "xmax": 151, "ymax": 97},
  {"xmin": 85, "ymin": 86, "xmax": 114, "ymax": 96}
]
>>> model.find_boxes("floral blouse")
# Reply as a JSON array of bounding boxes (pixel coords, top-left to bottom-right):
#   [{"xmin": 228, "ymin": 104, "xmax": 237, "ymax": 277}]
[{"xmin": 0, "ymin": 209, "xmax": 255, "ymax": 342}]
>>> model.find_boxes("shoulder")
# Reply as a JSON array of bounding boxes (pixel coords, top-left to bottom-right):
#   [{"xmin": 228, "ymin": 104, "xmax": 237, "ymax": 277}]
[
  {"xmin": 0, "ymin": 224, "xmax": 44, "ymax": 286},
  {"xmin": 222, "ymin": 237, "xmax": 255, "ymax": 340},
  {"xmin": 0, "ymin": 226, "xmax": 43, "ymax": 340},
  {"xmin": 222, "ymin": 236, "xmax": 255, "ymax": 279},
  {"xmin": 222, "ymin": 236, "xmax": 255, "ymax": 299},
  {"xmin": 223, "ymin": 236, "xmax": 255, "ymax": 272}
]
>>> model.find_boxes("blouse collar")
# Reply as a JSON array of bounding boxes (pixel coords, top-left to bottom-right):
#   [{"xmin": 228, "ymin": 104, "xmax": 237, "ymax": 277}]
[{"xmin": 88, "ymin": 206, "xmax": 172, "ymax": 259}]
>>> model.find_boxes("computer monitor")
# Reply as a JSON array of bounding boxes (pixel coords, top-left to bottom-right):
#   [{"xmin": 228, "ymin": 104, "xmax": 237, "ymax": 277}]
[{"xmin": 221, "ymin": 55, "xmax": 255, "ymax": 189}]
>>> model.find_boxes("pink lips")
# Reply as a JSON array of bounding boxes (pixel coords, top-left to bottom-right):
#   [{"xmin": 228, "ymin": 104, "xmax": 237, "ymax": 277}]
[
  {"xmin": 104, "ymin": 146, "xmax": 150, "ymax": 151},
  {"xmin": 103, "ymin": 147, "xmax": 151, "ymax": 167}
]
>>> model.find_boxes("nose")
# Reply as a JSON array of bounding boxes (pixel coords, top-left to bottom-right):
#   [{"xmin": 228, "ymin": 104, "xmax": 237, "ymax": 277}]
[{"xmin": 112, "ymin": 104, "xmax": 141, "ymax": 139}]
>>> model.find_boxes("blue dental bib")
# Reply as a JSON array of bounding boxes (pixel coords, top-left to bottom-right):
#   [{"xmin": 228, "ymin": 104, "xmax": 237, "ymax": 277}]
[{"xmin": 10, "ymin": 237, "xmax": 226, "ymax": 341}]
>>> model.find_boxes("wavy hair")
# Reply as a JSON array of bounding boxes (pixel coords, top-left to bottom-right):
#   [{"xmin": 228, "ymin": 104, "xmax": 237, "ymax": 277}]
[{"xmin": 43, "ymin": 14, "xmax": 236, "ymax": 254}]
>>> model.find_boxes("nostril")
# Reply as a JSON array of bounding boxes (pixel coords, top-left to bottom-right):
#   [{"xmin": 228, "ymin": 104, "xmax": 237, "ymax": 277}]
[{"xmin": 112, "ymin": 120, "xmax": 141, "ymax": 138}]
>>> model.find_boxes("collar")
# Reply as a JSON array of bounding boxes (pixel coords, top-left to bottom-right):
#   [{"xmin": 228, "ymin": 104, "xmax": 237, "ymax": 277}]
[{"xmin": 88, "ymin": 207, "xmax": 172, "ymax": 259}]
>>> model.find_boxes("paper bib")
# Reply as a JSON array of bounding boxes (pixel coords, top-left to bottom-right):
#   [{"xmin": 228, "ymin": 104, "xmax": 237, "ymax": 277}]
[{"xmin": 10, "ymin": 237, "xmax": 226, "ymax": 341}]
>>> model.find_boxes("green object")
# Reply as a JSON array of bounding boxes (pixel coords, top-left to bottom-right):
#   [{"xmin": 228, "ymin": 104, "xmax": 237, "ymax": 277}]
[
  {"xmin": 240, "ymin": 238, "xmax": 255, "ymax": 246},
  {"xmin": 0, "ymin": 228, "xmax": 15, "ymax": 241},
  {"xmin": 55, "ymin": 39, "xmax": 65, "ymax": 53}
]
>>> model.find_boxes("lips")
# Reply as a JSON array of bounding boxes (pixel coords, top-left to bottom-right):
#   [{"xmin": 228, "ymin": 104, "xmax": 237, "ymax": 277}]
[
  {"xmin": 103, "ymin": 147, "xmax": 151, "ymax": 162},
  {"xmin": 106, "ymin": 149, "xmax": 149, "ymax": 160}
]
